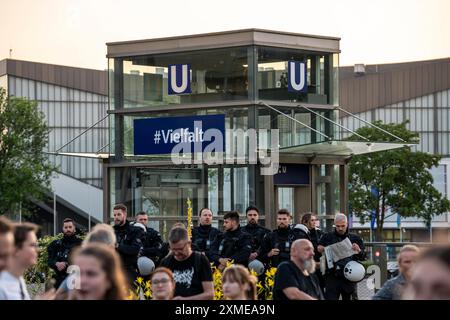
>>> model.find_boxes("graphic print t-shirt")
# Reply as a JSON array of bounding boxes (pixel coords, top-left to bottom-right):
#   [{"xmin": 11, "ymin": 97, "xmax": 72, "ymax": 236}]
[{"xmin": 160, "ymin": 252, "xmax": 213, "ymax": 297}]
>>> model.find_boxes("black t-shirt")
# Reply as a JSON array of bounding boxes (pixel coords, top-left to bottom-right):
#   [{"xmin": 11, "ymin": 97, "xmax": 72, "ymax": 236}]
[
  {"xmin": 273, "ymin": 261, "xmax": 324, "ymax": 300},
  {"xmin": 160, "ymin": 252, "xmax": 213, "ymax": 297}
]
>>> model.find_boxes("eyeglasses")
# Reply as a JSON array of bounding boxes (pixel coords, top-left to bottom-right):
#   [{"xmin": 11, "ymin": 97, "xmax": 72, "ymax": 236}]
[
  {"xmin": 170, "ymin": 241, "xmax": 189, "ymax": 252},
  {"xmin": 151, "ymin": 278, "xmax": 171, "ymax": 286}
]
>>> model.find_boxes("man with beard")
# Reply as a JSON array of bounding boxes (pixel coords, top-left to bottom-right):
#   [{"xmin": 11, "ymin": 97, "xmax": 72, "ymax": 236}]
[
  {"xmin": 318, "ymin": 213, "xmax": 365, "ymax": 300},
  {"xmin": 210, "ymin": 211, "xmax": 252, "ymax": 271},
  {"xmin": 259, "ymin": 209, "xmax": 298, "ymax": 268},
  {"xmin": 191, "ymin": 208, "xmax": 221, "ymax": 260},
  {"xmin": 242, "ymin": 206, "xmax": 270, "ymax": 263},
  {"xmin": 47, "ymin": 218, "xmax": 82, "ymax": 287},
  {"xmin": 112, "ymin": 204, "xmax": 145, "ymax": 283},
  {"xmin": 273, "ymin": 239, "xmax": 324, "ymax": 300}
]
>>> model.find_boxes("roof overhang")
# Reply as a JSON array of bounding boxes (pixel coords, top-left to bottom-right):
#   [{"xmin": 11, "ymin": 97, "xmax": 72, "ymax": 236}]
[
  {"xmin": 280, "ymin": 141, "xmax": 416, "ymax": 156},
  {"xmin": 106, "ymin": 28, "xmax": 340, "ymax": 58}
]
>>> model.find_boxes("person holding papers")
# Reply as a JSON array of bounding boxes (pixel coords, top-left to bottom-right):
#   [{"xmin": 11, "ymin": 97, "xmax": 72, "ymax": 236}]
[{"xmin": 317, "ymin": 213, "xmax": 365, "ymax": 300}]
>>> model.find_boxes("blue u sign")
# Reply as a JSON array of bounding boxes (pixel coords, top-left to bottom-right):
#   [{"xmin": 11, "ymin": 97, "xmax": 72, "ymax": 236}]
[
  {"xmin": 288, "ymin": 61, "xmax": 307, "ymax": 93},
  {"xmin": 168, "ymin": 64, "xmax": 191, "ymax": 95}
]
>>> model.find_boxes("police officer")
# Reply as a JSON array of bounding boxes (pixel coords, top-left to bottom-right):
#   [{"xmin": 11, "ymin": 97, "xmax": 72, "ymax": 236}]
[
  {"xmin": 259, "ymin": 209, "xmax": 298, "ymax": 268},
  {"xmin": 242, "ymin": 206, "xmax": 270, "ymax": 263},
  {"xmin": 210, "ymin": 211, "xmax": 252, "ymax": 271},
  {"xmin": 112, "ymin": 204, "xmax": 145, "ymax": 283},
  {"xmin": 191, "ymin": 208, "xmax": 221, "ymax": 260},
  {"xmin": 318, "ymin": 213, "xmax": 365, "ymax": 300},
  {"xmin": 134, "ymin": 212, "xmax": 165, "ymax": 266},
  {"xmin": 47, "ymin": 218, "xmax": 82, "ymax": 288}
]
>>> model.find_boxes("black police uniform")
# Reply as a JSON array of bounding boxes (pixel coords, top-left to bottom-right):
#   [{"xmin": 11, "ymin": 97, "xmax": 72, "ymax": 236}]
[
  {"xmin": 191, "ymin": 224, "xmax": 221, "ymax": 260},
  {"xmin": 242, "ymin": 223, "xmax": 270, "ymax": 257},
  {"xmin": 259, "ymin": 226, "xmax": 299, "ymax": 268},
  {"xmin": 318, "ymin": 228, "xmax": 365, "ymax": 300},
  {"xmin": 210, "ymin": 226, "xmax": 252, "ymax": 267},
  {"xmin": 47, "ymin": 234, "xmax": 82, "ymax": 288},
  {"xmin": 140, "ymin": 226, "xmax": 164, "ymax": 266},
  {"xmin": 114, "ymin": 220, "xmax": 145, "ymax": 283}
]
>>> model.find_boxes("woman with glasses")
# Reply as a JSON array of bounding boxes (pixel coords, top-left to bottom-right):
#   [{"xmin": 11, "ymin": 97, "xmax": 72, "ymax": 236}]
[{"xmin": 150, "ymin": 267, "xmax": 176, "ymax": 300}]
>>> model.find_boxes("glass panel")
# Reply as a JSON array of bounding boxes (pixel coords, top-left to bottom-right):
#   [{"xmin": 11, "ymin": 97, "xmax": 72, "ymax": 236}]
[
  {"xmin": 208, "ymin": 168, "xmax": 219, "ymax": 214},
  {"xmin": 257, "ymin": 46, "xmax": 334, "ymax": 105},
  {"xmin": 234, "ymin": 167, "xmax": 248, "ymax": 213},
  {"xmin": 278, "ymin": 187, "xmax": 294, "ymax": 213},
  {"xmin": 118, "ymin": 47, "xmax": 250, "ymax": 108},
  {"xmin": 223, "ymin": 168, "xmax": 232, "ymax": 211}
]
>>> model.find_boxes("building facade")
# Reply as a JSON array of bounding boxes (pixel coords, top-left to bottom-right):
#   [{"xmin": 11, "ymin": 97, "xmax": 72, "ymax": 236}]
[
  {"xmin": 105, "ymin": 29, "xmax": 403, "ymax": 237},
  {"xmin": 0, "ymin": 59, "xmax": 108, "ymax": 233},
  {"xmin": 339, "ymin": 58, "xmax": 450, "ymax": 242}
]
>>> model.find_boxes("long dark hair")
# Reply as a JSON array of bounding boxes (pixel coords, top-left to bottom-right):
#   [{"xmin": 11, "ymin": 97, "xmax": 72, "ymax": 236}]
[{"xmin": 72, "ymin": 243, "xmax": 129, "ymax": 300}]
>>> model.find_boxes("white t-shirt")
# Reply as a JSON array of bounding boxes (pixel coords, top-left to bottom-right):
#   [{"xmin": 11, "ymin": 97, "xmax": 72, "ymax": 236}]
[{"xmin": 0, "ymin": 271, "xmax": 31, "ymax": 300}]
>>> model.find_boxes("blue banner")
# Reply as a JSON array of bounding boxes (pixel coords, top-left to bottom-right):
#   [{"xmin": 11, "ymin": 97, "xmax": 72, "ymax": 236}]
[
  {"xmin": 370, "ymin": 210, "xmax": 377, "ymax": 230},
  {"xmin": 134, "ymin": 114, "xmax": 225, "ymax": 155},
  {"xmin": 288, "ymin": 61, "xmax": 307, "ymax": 93}
]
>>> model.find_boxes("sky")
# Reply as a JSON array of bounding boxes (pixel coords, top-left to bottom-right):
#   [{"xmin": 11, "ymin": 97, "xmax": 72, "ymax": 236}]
[{"xmin": 1, "ymin": 0, "xmax": 449, "ymax": 70}]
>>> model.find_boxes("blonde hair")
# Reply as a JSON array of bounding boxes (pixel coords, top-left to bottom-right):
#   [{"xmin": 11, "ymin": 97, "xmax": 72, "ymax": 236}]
[
  {"xmin": 398, "ymin": 245, "xmax": 420, "ymax": 263},
  {"xmin": 84, "ymin": 224, "xmax": 117, "ymax": 248},
  {"xmin": 222, "ymin": 265, "xmax": 257, "ymax": 300}
]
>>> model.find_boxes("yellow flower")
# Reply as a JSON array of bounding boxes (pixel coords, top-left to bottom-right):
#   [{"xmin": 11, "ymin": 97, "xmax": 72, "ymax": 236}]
[
  {"xmin": 226, "ymin": 259, "xmax": 234, "ymax": 268},
  {"xmin": 144, "ymin": 290, "xmax": 152, "ymax": 298},
  {"xmin": 136, "ymin": 277, "xmax": 143, "ymax": 285},
  {"xmin": 145, "ymin": 281, "xmax": 151, "ymax": 289},
  {"xmin": 267, "ymin": 278, "xmax": 274, "ymax": 287}
]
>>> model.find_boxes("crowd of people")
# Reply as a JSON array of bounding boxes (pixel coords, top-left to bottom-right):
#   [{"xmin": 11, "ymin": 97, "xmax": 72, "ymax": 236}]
[{"xmin": 0, "ymin": 204, "xmax": 450, "ymax": 300}]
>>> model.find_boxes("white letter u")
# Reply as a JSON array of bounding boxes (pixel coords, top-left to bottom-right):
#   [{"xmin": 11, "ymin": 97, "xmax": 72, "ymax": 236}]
[
  {"xmin": 170, "ymin": 64, "xmax": 189, "ymax": 94},
  {"xmin": 289, "ymin": 62, "xmax": 305, "ymax": 91}
]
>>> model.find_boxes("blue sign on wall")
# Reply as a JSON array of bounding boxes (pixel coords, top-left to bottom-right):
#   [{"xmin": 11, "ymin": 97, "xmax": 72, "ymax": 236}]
[
  {"xmin": 274, "ymin": 164, "xmax": 310, "ymax": 185},
  {"xmin": 134, "ymin": 114, "xmax": 225, "ymax": 155},
  {"xmin": 287, "ymin": 61, "xmax": 307, "ymax": 93},
  {"xmin": 168, "ymin": 64, "xmax": 191, "ymax": 95}
]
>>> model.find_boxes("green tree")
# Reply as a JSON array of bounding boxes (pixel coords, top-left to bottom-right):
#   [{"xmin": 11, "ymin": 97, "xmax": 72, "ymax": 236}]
[
  {"xmin": 347, "ymin": 120, "xmax": 450, "ymax": 241},
  {"xmin": 0, "ymin": 87, "xmax": 56, "ymax": 215}
]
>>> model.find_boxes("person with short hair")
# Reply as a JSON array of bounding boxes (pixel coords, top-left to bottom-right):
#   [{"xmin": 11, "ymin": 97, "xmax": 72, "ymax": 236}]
[
  {"xmin": 0, "ymin": 216, "xmax": 15, "ymax": 273},
  {"xmin": 47, "ymin": 218, "xmax": 83, "ymax": 287},
  {"xmin": 259, "ymin": 209, "xmax": 298, "ymax": 267},
  {"xmin": 0, "ymin": 223, "xmax": 39, "ymax": 300},
  {"xmin": 69, "ymin": 243, "xmax": 129, "ymax": 300},
  {"xmin": 373, "ymin": 245, "xmax": 420, "ymax": 300},
  {"xmin": 159, "ymin": 226, "xmax": 214, "ymax": 300},
  {"xmin": 112, "ymin": 204, "xmax": 145, "ymax": 283},
  {"xmin": 273, "ymin": 239, "xmax": 323, "ymax": 300},
  {"xmin": 210, "ymin": 211, "xmax": 252, "ymax": 271},
  {"xmin": 150, "ymin": 267, "xmax": 176, "ymax": 300},
  {"xmin": 134, "ymin": 212, "xmax": 165, "ymax": 267},
  {"xmin": 242, "ymin": 206, "xmax": 270, "ymax": 263},
  {"xmin": 318, "ymin": 213, "xmax": 365, "ymax": 300},
  {"xmin": 222, "ymin": 264, "xmax": 257, "ymax": 300},
  {"xmin": 404, "ymin": 245, "xmax": 450, "ymax": 300},
  {"xmin": 191, "ymin": 208, "xmax": 221, "ymax": 260}
]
